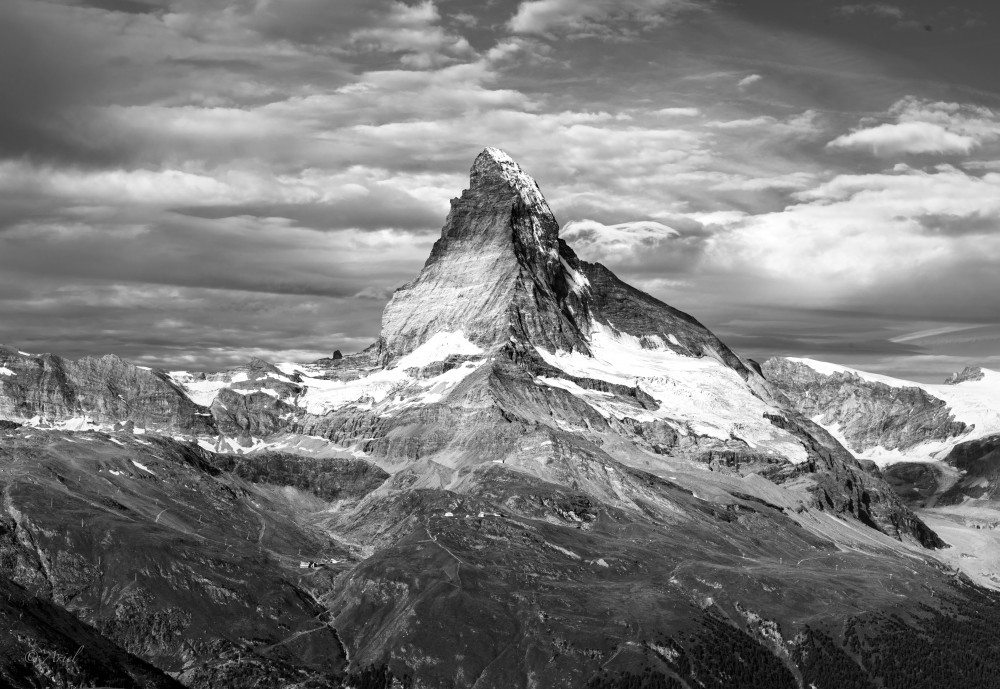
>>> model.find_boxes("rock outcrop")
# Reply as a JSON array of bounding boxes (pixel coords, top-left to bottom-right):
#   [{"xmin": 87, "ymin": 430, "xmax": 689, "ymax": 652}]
[
  {"xmin": 763, "ymin": 357, "xmax": 968, "ymax": 454},
  {"xmin": 937, "ymin": 433, "xmax": 1000, "ymax": 504},
  {"xmin": 0, "ymin": 347, "xmax": 215, "ymax": 434},
  {"xmin": 945, "ymin": 366, "xmax": 985, "ymax": 385}
]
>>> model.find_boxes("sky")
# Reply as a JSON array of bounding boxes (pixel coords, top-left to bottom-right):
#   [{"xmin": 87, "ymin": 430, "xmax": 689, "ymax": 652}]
[{"xmin": 1, "ymin": 0, "xmax": 999, "ymax": 381}]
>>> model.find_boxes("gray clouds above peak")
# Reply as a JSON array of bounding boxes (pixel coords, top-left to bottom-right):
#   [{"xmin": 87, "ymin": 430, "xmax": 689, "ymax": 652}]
[
  {"xmin": 507, "ymin": 0, "xmax": 705, "ymax": 38},
  {"xmin": 1, "ymin": 0, "xmax": 998, "ymax": 377}
]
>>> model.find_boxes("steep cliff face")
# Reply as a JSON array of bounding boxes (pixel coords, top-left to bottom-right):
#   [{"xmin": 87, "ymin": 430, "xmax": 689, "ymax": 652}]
[
  {"xmin": 763, "ymin": 357, "xmax": 1000, "ymax": 465},
  {"xmin": 377, "ymin": 147, "xmax": 591, "ymax": 363},
  {"xmin": 0, "ymin": 347, "xmax": 215, "ymax": 435},
  {"xmin": 763, "ymin": 358, "xmax": 969, "ymax": 456},
  {"xmin": 936, "ymin": 433, "xmax": 1000, "ymax": 504}
]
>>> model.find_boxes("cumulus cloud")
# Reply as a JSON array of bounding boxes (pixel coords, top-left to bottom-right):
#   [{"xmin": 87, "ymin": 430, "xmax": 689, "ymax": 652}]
[
  {"xmin": 348, "ymin": 1, "xmax": 474, "ymax": 68},
  {"xmin": 829, "ymin": 122, "xmax": 977, "ymax": 155},
  {"xmin": 704, "ymin": 166, "xmax": 1000, "ymax": 310},
  {"xmin": 507, "ymin": 0, "xmax": 700, "ymax": 38},
  {"xmin": 828, "ymin": 97, "xmax": 1000, "ymax": 156},
  {"xmin": 562, "ymin": 218, "xmax": 713, "ymax": 274}
]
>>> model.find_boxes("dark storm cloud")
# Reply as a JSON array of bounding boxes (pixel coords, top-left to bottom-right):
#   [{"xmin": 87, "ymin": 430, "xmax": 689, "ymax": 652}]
[{"xmin": 0, "ymin": 3, "xmax": 117, "ymax": 164}]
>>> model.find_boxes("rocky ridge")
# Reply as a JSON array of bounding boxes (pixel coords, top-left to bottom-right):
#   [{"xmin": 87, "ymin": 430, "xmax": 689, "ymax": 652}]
[
  {"xmin": 763, "ymin": 357, "xmax": 970, "ymax": 456},
  {"xmin": 0, "ymin": 346, "xmax": 216, "ymax": 435}
]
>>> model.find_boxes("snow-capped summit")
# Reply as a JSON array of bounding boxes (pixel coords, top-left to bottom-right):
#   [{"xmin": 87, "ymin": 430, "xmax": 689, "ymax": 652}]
[
  {"xmin": 376, "ymin": 149, "xmax": 767, "ymax": 392},
  {"xmin": 476, "ymin": 147, "xmax": 554, "ymax": 219}
]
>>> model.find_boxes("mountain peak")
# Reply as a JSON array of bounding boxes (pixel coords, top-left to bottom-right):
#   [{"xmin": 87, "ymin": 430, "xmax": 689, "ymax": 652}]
[
  {"xmin": 472, "ymin": 147, "xmax": 552, "ymax": 216},
  {"xmin": 375, "ymin": 149, "xmax": 776, "ymax": 403},
  {"xmin": 376, "ymin": 149, "xmax": 580, "ymax": 363}
]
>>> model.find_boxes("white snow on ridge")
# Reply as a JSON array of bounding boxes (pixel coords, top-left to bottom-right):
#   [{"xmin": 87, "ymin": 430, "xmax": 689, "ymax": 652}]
[
  {"xmin": 296, "ymin": 331, "xmax": 484, "ymax": 416},
  {"xmin": 537, "ymin": 322, "xmax": 809, "ymax": 463},
  {"xmin": 170, "ymin": 370, "xmax": 254, "ymax": 406},
  {"xmin": 0, "ymin": 366, "xmax": 15, "ymax": 376},
  {"xmin": 276, "ymin": 362, "xmax": 310, "ymax": 376},
  {"xmin": 131, "ymin": 459, "xmax": 155, "ymax": 475},
  {"xmin": 175, "ymin": 379, "xmax": 230, "ymax": 407},
  {"xmin": 791, "ymin": 358, "xmax": 1000, "ymax": 464},
  {"xmin": 560, "ymin": 257, "xmax": 590, "ymax": 295},
  {"xmin": 482, "ymin": 147, "xmax": 552, "ymax": 215}
]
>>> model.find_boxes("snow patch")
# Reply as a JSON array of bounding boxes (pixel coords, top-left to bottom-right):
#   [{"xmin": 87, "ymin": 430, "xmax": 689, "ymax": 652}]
[
  {"xmin": 0, "ymin": 366, "xmax": 15, "ymax": 376},
  {"xmin": 131, "ymin": 460, "xmax": 155, "ymax": 475},
  {"xmin": 536, "ymin": 321, "xmax": 809, "ymax": 464},
  {"xmin": 560, "ymin": 257, "xmax": 590, "ymax": 295},
  {"xmin": 296, "ymin": 332, "xmax": 483, "ymax": 416}
]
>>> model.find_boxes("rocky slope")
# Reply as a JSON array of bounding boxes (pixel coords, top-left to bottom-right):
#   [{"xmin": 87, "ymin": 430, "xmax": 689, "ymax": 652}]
[
  {"xmin": 0, "ymin": 571, "xmax": 183, "ymax": 689},
  {"xmin": 763, "ymin": 358, "xmax": 970, "ymax": 457},
  {"xmin": 0, "ymin": 346, "xmax": 216, "ymax": 435},
  {"xmin": 0, "ymin": 427, "xmax": 391, "ymax": 686}
]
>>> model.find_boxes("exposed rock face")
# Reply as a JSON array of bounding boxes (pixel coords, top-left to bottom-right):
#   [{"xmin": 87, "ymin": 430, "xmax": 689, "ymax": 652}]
[
  {"xmin": 0, "ymin": 347, "xmax": 215, "ymax": 434},
  {"xmin": 377, "ymin": 147, "xmax": 591, "ymax": 363},
  {"xmin": 763, "ymin": 357, "xmax": 968, "ymax": 454},
  {"xmin": 210, "ymin": 388, "xmax": 295, "ymax": 440},
  {"xmin": 946, "ymin": 366, "xmax": 985, "ymax": 385},
  {"xmin": 212, "ymin": 451, "xmax": 389, "ymax": 501},
  {"xmin": 764, "ymin": 413, "xmax": 944, "ymax": 547},
  {"xmin": 937, "ymin": 433, "xmax": 1000, "ymax": 504}
]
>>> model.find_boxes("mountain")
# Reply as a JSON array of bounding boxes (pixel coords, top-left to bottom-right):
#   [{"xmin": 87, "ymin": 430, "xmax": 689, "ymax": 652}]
[
  {"xmin": 0, "ymin": 345, "xmax": 215, "ymax": 435},
  {"xmin": 763, "ymin": 358, "xmax": 1000, "ymax": 464},
  {"xmin": 763, "ymin": 357, "xmax": 1000, "ymax": 501},
  {"xmin": 764, "ymin": 356, "xmax": 1000, "ymax": 590},
  {"xmin": 4, "ymin": 149, "xmax": 1000, "ymax": 688}
]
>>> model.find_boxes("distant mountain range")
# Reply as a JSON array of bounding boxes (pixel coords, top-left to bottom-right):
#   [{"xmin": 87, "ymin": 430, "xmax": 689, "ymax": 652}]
[{"xmin": 2, "ymin": 149, "xmax": 1000, "ymax": 688}]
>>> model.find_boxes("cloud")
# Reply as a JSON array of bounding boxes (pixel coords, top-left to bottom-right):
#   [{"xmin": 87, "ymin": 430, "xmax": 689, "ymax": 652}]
[
  {"xmin": 562, "ymin": 218, "xmax": 713, "ymax": 274},
  {"xmin": 836, "ymin": 3, "xmax": 904, "ymax": 19},
  {"xmin": 828, "ymin": 97, "xmax": 1000, "ymax": 156},
  {"xmin": 829, "ymin": 122, "xmax": 977, "ymax": 156},
  {"xmin": 704, "ymin": 165, "xmax": 1000, "ymax": 313},
  {"xmin": 507, "ymin": 0, "xmax": 700, "ymax": 38},
  {"xmin": 657, "ymin": 107, "xmax": 701, "ymax": 117},
  {"xmin": 737, "ymin": 74, "xmax": 762, "ymax": 90},
  {"xmin": 348, "ymin": 1, "xmax": 474, "ymax": 69}
]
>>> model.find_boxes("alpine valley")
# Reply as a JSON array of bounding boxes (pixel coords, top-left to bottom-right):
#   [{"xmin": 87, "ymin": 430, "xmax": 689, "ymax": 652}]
[{"xmin": 3, "ymin": 149, "xmax": 1000, "ymax": 689}]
